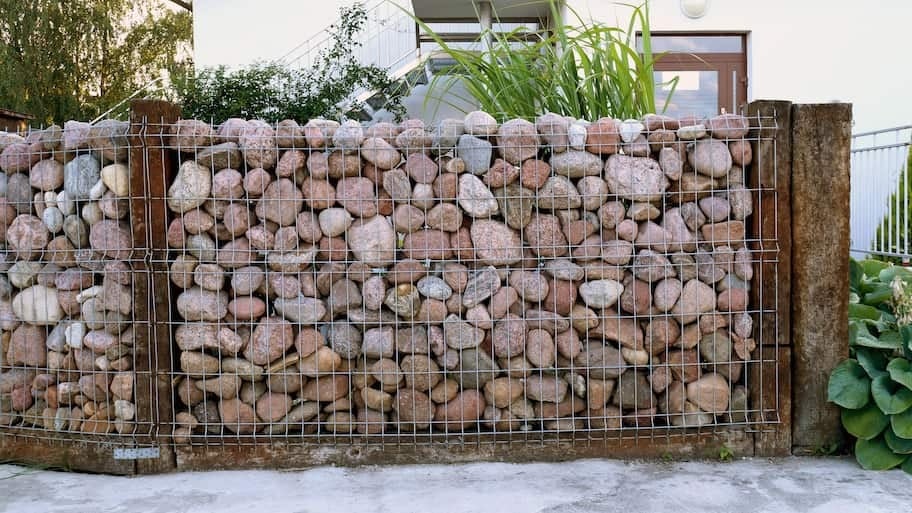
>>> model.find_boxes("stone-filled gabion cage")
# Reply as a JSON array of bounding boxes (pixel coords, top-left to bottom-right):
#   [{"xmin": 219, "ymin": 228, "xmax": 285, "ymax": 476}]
[
  {"xmin": 0, "ymin": 120, "xmax": 156, "ymax": 459},
  {"xmin": 153, "ymin": 109, "xmax": 779, "ymax": 446}
]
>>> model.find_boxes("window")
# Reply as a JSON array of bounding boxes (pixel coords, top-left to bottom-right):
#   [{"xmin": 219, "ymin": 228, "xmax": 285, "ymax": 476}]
[{"xmin": 637, "ymin": 33, "xmax": 748, "ymax": 118}]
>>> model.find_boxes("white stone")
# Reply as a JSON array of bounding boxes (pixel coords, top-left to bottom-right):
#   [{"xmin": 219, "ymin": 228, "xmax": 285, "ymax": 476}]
[
  {"xmin": 43, "ymin": 191, "xmax": 57, "ymax": 208},
  {"xmin": 56, "ymin": 191, "xmax": 74, "ymax": 215},
  {"xmin": 76, "ymin": 285, "xmax": 103, "ymax": 304},
  {"xmin": 114, "ymin": 400, "xmax": 136, "ymax": 421},
  {"xmin": 101, "ymin": 163, "xmax": 130, "ymax": 196},
  {"xmin": 619, "ymin": 119, "xmax": 645, "ymax": 143},
  {"xmin": 578, "ymin": 280, "xmax": 625, "ymax": 308},
  {"xmin": 42, "ymin": 206, "xmax": 64, "ymax": 233},
  {"xmin": 65, "ymin": 321, "xmax": 86, "ymax": 349},
  {"xmin": 458, "ymin": 174, "xmax": 499, "ymax": 217},
  {"xmin": 12, "ymin": 285, "xmax": 63, "ymax": 325},
  {"xmin": 568, "ymin": 123, "xmax": 588, "ymax": 150},
  {"xmin": 88, "ymin": 178, "xmax": 107, "ymax": 200}
]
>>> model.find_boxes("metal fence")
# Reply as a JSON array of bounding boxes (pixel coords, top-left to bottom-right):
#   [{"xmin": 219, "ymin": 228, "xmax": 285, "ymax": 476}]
[
  {"xmin": 149, "ymin": 113, "xmax": 779, "ymax": 446},
  {"xmin": 1, "ymin": 110, "xmax": 782, "ymax": 467},
  {"xmin": 850, "ymin": 125, "xmax": 912, "ymax": 259},
  {"xmin": 0, "ymin": 121, "xmax": 157, "ymax": 459}
]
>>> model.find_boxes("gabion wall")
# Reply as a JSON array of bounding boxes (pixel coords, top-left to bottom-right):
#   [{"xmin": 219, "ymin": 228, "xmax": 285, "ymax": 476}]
[
  {"xmin": 0, "ymin": 121, "xmax": 146, "ymax": 438},
  {"xmin": 161, "ymin": 110, "xmax": 768, "ymax": 442}
]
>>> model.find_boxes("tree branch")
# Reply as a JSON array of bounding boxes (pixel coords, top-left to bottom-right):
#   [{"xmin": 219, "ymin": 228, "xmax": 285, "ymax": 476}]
[{"xmin": 168, "ymin": 0, "xmax": 192, "ymax": 12}]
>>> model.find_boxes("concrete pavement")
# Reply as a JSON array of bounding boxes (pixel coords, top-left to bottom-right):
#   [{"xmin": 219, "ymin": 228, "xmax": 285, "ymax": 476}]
[{"xmin": 0, "ymin": 457, "xmax": 909, "ymax": 513}]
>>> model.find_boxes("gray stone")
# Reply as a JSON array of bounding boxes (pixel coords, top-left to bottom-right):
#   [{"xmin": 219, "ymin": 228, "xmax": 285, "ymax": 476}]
[
  {"xmin": 455, "ymin": 348, "xmax": 500, "ymax": 389},
  {"xmin": 728, "ymin": 185, "xmax": 753, "ymax": 221},
  {"xmin": 458, "ymin": 174, "xmax": 499, "ymax": 217},
  {"xmin": 535, "ymin": 113, "xmax": 569, "ymax": 152},
  {"xmin": 63, "ymin": 154, "xmax": 101, "ymax": 201},
  {"xmin": 324, "ymin": 323, "xmax": 362, "ymax": 359},
  {"xmin": 417, "ymin": 276, "xmax": 453, "ymax": 301},
  {"xmin": 462, "ymin": 266, "xmax": 501, "ymax": 308},
  {"xmin": 536, "ymin": 176, "xmax": 581, "ymax": 209},
  {"xmin": 347, "ymin": 216, "xmax": 396, "ymax": 266},
  {"xmin": 167, "ymin": 161, "xmax": 211, "ymax": 213},
  {"xmin": 672, "ymin": 279, "xmax": 717, "ymax": 324},
  {"xmin": 457, "ymin": 134, "xmax": 493, "ymax": 175},
  {"xmin": 463, "ymin": 110, "xmax": 498, "ymax": 137},
  {"xmin": 273, "ymin": 296, "xmax": 326, "ymax": 323},
  {"xmin": 688, "ymin": 139, "xmax": 733, "ymax": 178},
  {"xmin": 677, "ymin": 124, "xmax": 707, "ymax": 140},
  {"xmin": 549, "ymin": 150, "xmax": 602, "ymax": 178},
  {"xmin": 431, "ymin": 119, "xmax": 464, "ymax": 150},
  {"xmin": 658, "ymin": 147, "xmax": 683, "ymax": 180},
  {"xmin": 578, "ymin": 280, "xmax": 625, "ymax": 308},
  {"xmin": 543, "ymin": 259, "xmax": 583, "ymax": 281},
  {"xmin": 443, "ymin": 314, "xmax": 485, "ymax": 349},
  {"xmin": 604, "ymin": 155, "xmax": 669, "ymax": 201}
]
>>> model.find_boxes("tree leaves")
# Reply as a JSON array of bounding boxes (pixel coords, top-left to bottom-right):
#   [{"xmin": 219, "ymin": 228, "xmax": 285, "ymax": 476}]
[
  {"xmin": 0, "ymin": 1, "xmax": 192, "ymax": 123},
  {"xmin": 828, "ymin": 360, "xmax": 871, "ymax": 409}
]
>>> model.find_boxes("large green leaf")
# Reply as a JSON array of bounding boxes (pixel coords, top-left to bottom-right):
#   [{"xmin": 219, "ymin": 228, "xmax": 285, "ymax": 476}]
[
  {"xmin": 887, "ymin": 358, "xmax": 912, "ymax": 390},
  {"xmin": 863, "ymin": 259, "xmax": 890, "ymax": 278},
  {"xmin": 863, "ymin": 284, "xmax": 893, "ymax": 306},
  {"xmin": 857, "ymin": 348, "xmax": 889, "ymax": 379},
  {"xmin": 855, "ymin": 327, "xmax": 902, "ymax": 350},
  {"xmin": 872, "ymin": 375, "xmax": 912, "ymax": 414},
  {"xmin": 842, "ymin": 402, "xmax": 889, "ymax": 440},
  {"xmin": 855, "ymin": 436, "xmax": 907, "ymax": 470},
  {"xmin": 903, "ymin": 325, "xmax": 912, "ymax": 353},
  {"xmin": 903, "ymin": 456, "xmax": 912, "ymax": 475},
  {"xmin": 885, "ymin": 426, "xmax": 912, "ymax": 454},
  {"xmin": 850, "ymin": 258, "xmax": 863, "ymax": 292},
  {"xmin": 828, "ymin": 360, "xmax": 871, "ymax": 409},
  {"xmin": 891, "ymin": 405, "xmax": 912, "ymax": 438},
  {"xmin": 849, "ymin": 303, "xmax": 882, "ymax": 321}
]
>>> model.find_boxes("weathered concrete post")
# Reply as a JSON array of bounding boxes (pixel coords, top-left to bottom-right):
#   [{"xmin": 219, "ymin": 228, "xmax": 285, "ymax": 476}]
[{"xmin": 790, "ymin": 103, "xmax": 852, "ymax": 452}]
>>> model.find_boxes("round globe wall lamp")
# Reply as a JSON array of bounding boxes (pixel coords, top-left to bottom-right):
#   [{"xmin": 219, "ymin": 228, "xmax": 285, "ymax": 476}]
[{"xmin": 681, "ymin": 0, "xmax": 710, "ymax": 19}]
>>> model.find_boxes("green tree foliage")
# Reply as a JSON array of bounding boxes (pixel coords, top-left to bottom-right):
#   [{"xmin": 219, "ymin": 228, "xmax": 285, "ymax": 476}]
[
  {"xmin": 175, "ymin": 4, "xmax": 404, "ymax": 122},
  {"xmin": 874, "ymin": 146, "xmax": 912, "ymax": 260},
  {"xmin": 0, "ymin": 0, "xmax": 192, "ymax": 125}
]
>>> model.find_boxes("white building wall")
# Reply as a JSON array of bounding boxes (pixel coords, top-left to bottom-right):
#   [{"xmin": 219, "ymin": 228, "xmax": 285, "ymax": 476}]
[
  {"xmin": 194, "ymin": 0, "xmax": 912, "ymax": 133},
  {"xmin": 567, "ymin": 0, "xmax": 912, "ymax": 134}
]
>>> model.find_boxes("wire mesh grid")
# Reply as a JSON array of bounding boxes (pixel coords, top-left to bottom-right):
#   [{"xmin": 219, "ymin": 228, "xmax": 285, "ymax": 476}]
[
  {"xmin": 145, "ymin": 111, "xmax": 780, "ymax": 447},
  {"xmin": 0, "ymin": 120, "xmax": 156, "ymax": 446}
]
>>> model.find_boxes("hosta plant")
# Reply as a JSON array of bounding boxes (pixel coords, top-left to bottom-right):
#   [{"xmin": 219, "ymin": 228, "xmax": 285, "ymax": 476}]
[{"xmin": 828, "ymin": 258, "xmax": 912, "ymax": 471}]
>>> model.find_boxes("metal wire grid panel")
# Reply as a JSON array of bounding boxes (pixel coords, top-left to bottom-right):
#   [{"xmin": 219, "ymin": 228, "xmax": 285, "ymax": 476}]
[
  {"xmin": 850, "ymin": 125, "xmax": 912, "ymax": 259},
  {"xmin": 147, "ymin": 112, "xmax": 780, "ymax": 447},
  {"xmin": 0, "ymin": 121, "xmax": 156, "ymax": 447}
]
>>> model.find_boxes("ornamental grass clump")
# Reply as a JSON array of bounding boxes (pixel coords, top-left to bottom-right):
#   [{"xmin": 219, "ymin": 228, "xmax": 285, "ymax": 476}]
[
  {"xmin": 828, "ymin": 258, "xmax": 912, "ymax": 471},
  {"xmin": 415, "ymin": 1, "xmax": 675, "ymax": 120}
]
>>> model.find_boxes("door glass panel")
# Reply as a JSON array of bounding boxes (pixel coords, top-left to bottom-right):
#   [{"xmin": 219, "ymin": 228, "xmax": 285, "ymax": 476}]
[
  {"xmin": 654, "ymin": 70, "xmax": 718, "ymax": 118},
  {"xmin": 637, "ymin": 35, "xmax": 743, "ymax": 53}
]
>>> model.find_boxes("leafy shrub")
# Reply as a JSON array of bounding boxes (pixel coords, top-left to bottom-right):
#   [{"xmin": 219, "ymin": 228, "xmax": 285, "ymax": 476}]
[
  {"xmin": 828, "ymin": 258, "xmax": 912, "ymax": 471},
  {"xmin": 174, "ymin": 4, "xmax": 404, "ymax": 122},
  {"xmin": 872, "ymin": 146, "xmax": 912, "ymax": 261},
  {"xmin": 414, "ymin": 1, "xmax": 674, "ymax": 120}
]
